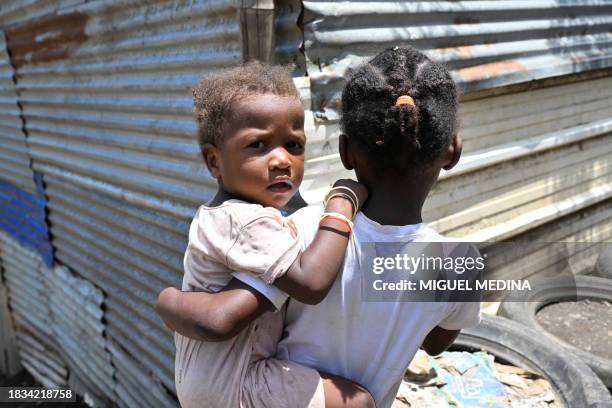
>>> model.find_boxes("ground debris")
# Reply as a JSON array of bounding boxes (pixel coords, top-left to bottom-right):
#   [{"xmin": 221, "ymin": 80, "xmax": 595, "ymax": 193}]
[{"xmin": 394, "ymin": 350, "xmax": 562, "ymax": 407}]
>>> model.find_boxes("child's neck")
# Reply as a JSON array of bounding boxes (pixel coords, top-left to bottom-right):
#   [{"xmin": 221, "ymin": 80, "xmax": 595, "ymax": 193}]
[
  {"xmin": 360, "ymin": 172, "xmax": 436, "ymax": 226},
  {"xmin": 361, "ymin": 191, "xmax": 424, "ymax": 226}
]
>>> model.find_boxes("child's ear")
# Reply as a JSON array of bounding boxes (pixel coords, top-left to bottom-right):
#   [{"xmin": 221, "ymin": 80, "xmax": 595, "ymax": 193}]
[
  {"xmin": 338, "ymin": 134, "xmax": 354, "ymax": 170},
  {"xmin": 442, "ymin": 133, "xmax": 462, "ymax": 171},
  {"xmin": 201, "ymin": 144, "xmax": 222, "ymax": 179}
]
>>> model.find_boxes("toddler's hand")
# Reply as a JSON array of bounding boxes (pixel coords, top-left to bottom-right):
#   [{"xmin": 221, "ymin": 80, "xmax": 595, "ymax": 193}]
[{"xmin": 331, "ymin": 179, "xmax": 368, "ymax": 213}]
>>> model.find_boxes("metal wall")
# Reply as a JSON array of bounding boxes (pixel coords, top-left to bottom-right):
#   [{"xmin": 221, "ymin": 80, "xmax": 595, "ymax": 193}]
[
  {"xmin": 0, "ymin": 176, "xmax": 53, "ymax": 265},
  {"xmin": 428, "ymin": 76, "xmax": 612, "ymax": 240},
  {"xmin": 49, "ymin": 266, "xmax": 115, "ymax": 406},
  {"xmin": 0, "ymin": 241, "xmax": 20, "ymax": 377},
  {"xmin": 0, "ymin": 30, "xmax": 36, "ymax": 194},
  {"xmin": 484, "ymin": 197, "xmax": 612, "ymax": 281},
  {"xmin": 275, "ymin": 0, "xmax": 304, "ymax": 71},
  {"xmin": 1, "ymin": 230, "xmax": 179, "ymax": 407},
  {"xmin": 298, "ymin": 0, "xmax": 612, "ymax": 283},
  {"xmin": 4, "ymin": 0, "xmax": 239, "ymax": 216},
  {"xmin": 0, "ymin": 1, "xmax": 85, "ymax": 27},
  {"xmin": 0, "ymin": 0, "xmax": 306, "ymax": 403},
  {"xmin": 301, "ymin": 75, "xmax": 612, "ymax": 242},
  {"xmin": 0, "ymin": 233, "xmax": 68, "ymax": 389},
  {"xmin": 44, "ymin": 175, "xmax": 185, "ymax": 395},
  {"xmin": 302, "ymin": 0, "xmax": 612, "ymax": 120},
  {"xmin": 1, "ymin": 0, "xmax": 244, "ymax": 401}
]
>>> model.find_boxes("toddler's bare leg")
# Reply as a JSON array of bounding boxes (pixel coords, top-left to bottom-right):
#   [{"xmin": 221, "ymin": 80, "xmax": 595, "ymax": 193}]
[
  {"xmin": 242, "ymin": 357, "xmax": 375, "ymax": 408},
  {"xmin": 320, "ymin": 371, "xmax": 376, "ymax": 408}
]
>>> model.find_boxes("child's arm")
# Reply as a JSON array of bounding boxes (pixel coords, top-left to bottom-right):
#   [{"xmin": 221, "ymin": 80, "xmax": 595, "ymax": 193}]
[
  {"xmin": 156, "ymin": 279, "xmax": 274, "ymax": 342},
  {"xmin": 272, "ymin": 179, "xmax": 367, "ymax": 304},
  {"xmin": 421, "ymin": 326, "xmax": 460, "ymax": 356}
]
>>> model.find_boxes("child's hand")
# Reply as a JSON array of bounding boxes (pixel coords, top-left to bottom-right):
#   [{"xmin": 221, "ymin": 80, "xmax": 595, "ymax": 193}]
[{"xmin": 330, "ymin": 179, "xmax": 368, "ymax": 215}]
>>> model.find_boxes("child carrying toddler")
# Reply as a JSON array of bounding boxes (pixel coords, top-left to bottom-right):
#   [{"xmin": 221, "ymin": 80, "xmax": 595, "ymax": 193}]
[{"xmin": 160, "ymin": 46, "xmax": 482, "ymax": 408}]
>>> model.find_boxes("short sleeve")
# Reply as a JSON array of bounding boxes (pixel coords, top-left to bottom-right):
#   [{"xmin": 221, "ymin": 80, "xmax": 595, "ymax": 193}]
[
  {"xmin": 438, "ymin": 302, "xmax": 481, "ymax": 330},
  {"xmin": 226, "ymin": 214, "xmax": 301, "ymax": 284},
  {"xmin": 232, "ymin": 271, "xmax": 289, "ymax": 310},
  {"xmin": 187, "ymin": 204, "xmax": 244, "ymax": 263}
]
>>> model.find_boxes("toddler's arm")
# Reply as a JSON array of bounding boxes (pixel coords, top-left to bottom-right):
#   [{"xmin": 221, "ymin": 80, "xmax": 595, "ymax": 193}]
[
  {"xmin": 273, "ymin": 180, "xmax": 367, "ymax": 304},
  {"xmin": 156, "ymin": 180, "xmax": 367, "ymax": 341},
  {"xmin": 156, "ymin": 279, "xmax": 274, "ymax": 342}
]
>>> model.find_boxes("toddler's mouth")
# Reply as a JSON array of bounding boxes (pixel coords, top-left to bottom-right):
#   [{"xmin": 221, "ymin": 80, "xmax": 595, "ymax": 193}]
[{"xmin": 267, "ymin": 181, "xmax": 293, "ymax": 192}]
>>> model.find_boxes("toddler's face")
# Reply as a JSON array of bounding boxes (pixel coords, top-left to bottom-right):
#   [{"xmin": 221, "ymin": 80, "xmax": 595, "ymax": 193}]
[{"xmin": 209, "ymin": 94, "xmax": 305, "ymax": 208}]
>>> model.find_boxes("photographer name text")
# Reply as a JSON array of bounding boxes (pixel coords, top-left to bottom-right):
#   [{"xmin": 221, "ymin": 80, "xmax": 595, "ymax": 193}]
[{"xmin": 372, "ymin": 279, "xmax": 531, "ymax": 291}]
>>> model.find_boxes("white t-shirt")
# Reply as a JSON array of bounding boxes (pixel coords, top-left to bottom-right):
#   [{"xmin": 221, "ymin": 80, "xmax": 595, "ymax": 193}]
[{"xmin": 236, "ymin": 205, "xmax": 481, "ymax": 408}]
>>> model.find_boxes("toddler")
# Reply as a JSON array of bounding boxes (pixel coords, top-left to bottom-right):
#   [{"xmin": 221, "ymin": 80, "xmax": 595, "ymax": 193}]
[{"xmin": 156, "ymin": 62, "xmax": 373, "ymax": 408}]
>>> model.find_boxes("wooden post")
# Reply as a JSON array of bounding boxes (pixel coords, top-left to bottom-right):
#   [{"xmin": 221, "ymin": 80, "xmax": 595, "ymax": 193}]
[{"xmin": 240, "ymin": 0, "xmax": 275, "ymax": 63}]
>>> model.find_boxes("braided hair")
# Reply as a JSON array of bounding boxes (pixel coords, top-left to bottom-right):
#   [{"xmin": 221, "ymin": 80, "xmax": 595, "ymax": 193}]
[{"xmin": 341, "ymin": 46, "xmax": 458, "ymax": 172}]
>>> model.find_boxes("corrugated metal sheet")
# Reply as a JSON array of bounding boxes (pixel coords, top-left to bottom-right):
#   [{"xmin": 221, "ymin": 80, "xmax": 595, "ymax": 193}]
[
  {"xmin": 484, "ymin": 198, "xmax": 612, "ymax": 281},
  {"xmin": 300, "ymin": 75, "xmax": 612, "ymax": 242},
  {"xmin": 0, "ymin": 260, "xmax": 21, "ymax": 376},
  {"xmin": 0, "ymin": 177, "xmax": 53, "ymax": 265},
  {"xmin": 0, "ymin": 232, "xmax": 52, "ymax": 338},
  {"xmin": 4, "ymin": 0, "xmax": 243, "ymax": 217},
  {"xmin": 275, "ymin": 0, "xmax": 305, "ymax": 72},
  {"xmin": 44, "ymin": 174, "xmax": 183, "ymax": 391},
  {"xmin": 49, "ymin": 265, "xmax": 115, "ymax": 406},
  {"xmin": 0, "ymin": 30, "xmax": 36, "ymax": 194},
  {"xmin": 303, "ymin": 0, "xmax": 612, "ymax": 121},
  {"xmin": 15, "ymin": 331, "xmax": 68, "ymax": 388},
  {"xmin": 109, "ymin": 340, "xmax": 178, "ymax": 408},
  {"xmin": 0, "ymin": 232, "xmax": 68, "ymax": 388},
  {"xmin": 1, "ymin": 0, "xmax": 242, "ymax": 394},
  {"xmin": 0, "ymin": 228, "xmax": 175, "ymax": 404},
  {"xmin": 0, "ymin": 0, "xmax": 84, "ymax": 27}
]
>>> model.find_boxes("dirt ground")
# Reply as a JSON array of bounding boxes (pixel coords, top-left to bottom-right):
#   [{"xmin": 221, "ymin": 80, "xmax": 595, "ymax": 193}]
[{"xmin": 536, "ymin": 299, "xmax": 612, "ymax": 360}]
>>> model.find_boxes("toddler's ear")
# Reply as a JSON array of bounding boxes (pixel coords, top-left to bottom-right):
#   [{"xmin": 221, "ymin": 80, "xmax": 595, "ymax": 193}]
[
  {"xmin": 202, "ymin": 144, "xmax": 221, "ymax": 179},
  {"xmin": 442, "ymin": 134, "xmax": 462, "ymax": 171}
]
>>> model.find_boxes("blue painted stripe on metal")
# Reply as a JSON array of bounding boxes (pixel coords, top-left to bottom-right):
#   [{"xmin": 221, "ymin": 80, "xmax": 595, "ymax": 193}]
[{"xmin": 0, "ymin": 177, "xmax": 52, "ymax": 265}]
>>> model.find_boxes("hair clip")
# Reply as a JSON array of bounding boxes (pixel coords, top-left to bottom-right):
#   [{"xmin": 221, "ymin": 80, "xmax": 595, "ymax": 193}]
[{"xmin": 395, "ymin": 95, "xmax": 415, "ymax": 107}]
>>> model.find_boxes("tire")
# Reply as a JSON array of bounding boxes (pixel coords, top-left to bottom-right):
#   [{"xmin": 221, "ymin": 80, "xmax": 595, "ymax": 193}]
[
  {"xmin": 499, "ymin": 275, "xmax": 612, "ymax": 388},
  {"xmin": 594, "ymin": 250, "xmax": 612, "ymax": 280},
  {"xmin": 453, "ymin": 315, "xmax": 612, "ymax": 407}
]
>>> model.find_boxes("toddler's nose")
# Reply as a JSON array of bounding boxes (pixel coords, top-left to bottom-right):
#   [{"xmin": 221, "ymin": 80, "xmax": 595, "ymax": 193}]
[{"xmin": 268, "ymin": 147, "xmax": 291, "ymax": 170}]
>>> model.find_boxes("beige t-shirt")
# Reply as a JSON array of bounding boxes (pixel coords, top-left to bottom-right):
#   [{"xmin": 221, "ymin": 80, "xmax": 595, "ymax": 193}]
[{"xmin": 175, "ymin": 200, "xmax": 300, "ymax": 408}]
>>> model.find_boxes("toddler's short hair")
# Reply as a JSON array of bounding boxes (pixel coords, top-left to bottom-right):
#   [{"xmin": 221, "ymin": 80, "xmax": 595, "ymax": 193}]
[{"xmin": 193, "ymin": 61, "xmax": 299, "ymax": 147}]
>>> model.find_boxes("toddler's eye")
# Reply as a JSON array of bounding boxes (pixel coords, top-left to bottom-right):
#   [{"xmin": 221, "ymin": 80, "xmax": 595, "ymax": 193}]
[
  {"xmin": 287, "ymin": 141, "xmax": 304, "ymax": 150},
  {"xmin": 247, "ymin": 140, "xmax": 264, "ymax": 149}
]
